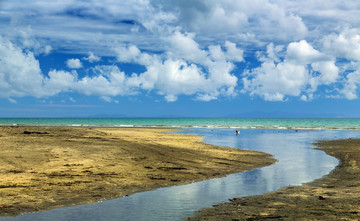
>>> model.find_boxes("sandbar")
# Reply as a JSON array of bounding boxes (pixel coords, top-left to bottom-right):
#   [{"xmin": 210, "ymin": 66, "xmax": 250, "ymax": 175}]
[
  {"xmin": 0, "ymin": 126, "xmax": 275, "ymax": 216},
  {"xmin": 188, "ymin": 138, "xmax": 360, "ymax": 220}
]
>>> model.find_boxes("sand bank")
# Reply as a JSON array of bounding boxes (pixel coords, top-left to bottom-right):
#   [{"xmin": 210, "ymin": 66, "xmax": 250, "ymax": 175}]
[
  {"xmin": 188, "ymin": 138, "xmax": 360, "ymax": 220},
  {"xmin": 0, "ymin": 126, "xmax": 275, "ymax": 216}
]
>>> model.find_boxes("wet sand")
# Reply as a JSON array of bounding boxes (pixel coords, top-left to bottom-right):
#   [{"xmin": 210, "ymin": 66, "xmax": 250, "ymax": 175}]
[
  {"xmin": 0, "ymin": 126, "xmax": 275, "ymax": 217},
  {"xmin": 188, "ymin": 138, "xmax": 360, "ymax": 220}
]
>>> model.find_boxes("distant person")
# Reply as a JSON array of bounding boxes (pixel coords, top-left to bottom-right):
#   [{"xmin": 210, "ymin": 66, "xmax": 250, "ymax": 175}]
[{"xmin": 235, "ymin": 130, "xmax": 240, "ymax": 135}]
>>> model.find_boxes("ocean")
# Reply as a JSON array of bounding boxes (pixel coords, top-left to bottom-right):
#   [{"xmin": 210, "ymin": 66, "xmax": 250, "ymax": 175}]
[{"xmin": 1, "ymin": 118, "xmax": 360, "ymax": 130}]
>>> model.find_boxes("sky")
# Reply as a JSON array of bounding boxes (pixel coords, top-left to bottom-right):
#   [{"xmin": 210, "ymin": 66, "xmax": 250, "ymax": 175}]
[{"xmin": 1, "ymin": 0, "xmax": 360, "ymax": 118}]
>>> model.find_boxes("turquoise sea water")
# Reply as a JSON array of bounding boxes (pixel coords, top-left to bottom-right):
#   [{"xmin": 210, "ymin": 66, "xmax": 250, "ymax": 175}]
[{"xmin": 1, "ymin": 118, "xmax": 360, "ymax": 130}]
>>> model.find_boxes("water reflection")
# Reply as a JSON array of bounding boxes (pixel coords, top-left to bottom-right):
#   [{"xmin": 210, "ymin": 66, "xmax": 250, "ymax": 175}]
[{"xmin": 2, "ymin": 129, "xmax": 359, "ymax": 221}]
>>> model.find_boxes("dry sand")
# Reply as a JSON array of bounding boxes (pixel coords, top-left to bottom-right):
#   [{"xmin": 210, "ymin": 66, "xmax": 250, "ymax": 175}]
[
  {"xmin": 188, "ymin": 138, "xmax": 360, "ymax": 220},
  {"xmin": 0, "ymin": 126, "xmax": 275, "ymax": 217}
]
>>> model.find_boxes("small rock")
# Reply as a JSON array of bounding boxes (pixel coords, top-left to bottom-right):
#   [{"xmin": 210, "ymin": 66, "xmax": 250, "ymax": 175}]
[{"xmin": 318, "ymin": 196, "xmax": 326, "ymax": 200}]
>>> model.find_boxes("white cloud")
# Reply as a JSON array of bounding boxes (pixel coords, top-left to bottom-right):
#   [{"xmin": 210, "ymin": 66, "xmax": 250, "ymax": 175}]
[
  {"xmin": 8, "ymin": 98, "xmax": 17, "ymax": 104},
  {"xmin": 83, "ymin": 52, "xmax": 101, "ymax": 63},
  {"xmin": 196, "ymin": 93, "xmax": 218, "ymax": 102},
  {"xmin": 44, "ymin": 45, "xmax": 52, "ymax": 55},
  {"xmin": 117, "ymin": 32, "xmax": 239, "ymax": 101},
  {"xmin": 322, "ymin": 28, "xmax": 360, "ymax": 61},
  {"xmin": 1, "ymin": 34, "xmax": 236, "ymax": 102},
  {"xmin": 166, "ymin": 32, "xmax": 209, "ymax": 65},
  {"xmin": 0, "ymin": 0, "xmax": 309, "ymax": 59},
  {"xmin": 66, "ymin": 58, "xmax": 83, "ymax": 69},
  {"xmin": 115, "ymin": 44, "xmax": 141, "ymax": 63},
  {"xmin": 341, "ymin": 70, "xmax": 360, "ymax": 99},
  {"xmin": 286, "ymin": 40, "xmax": 327, "ymax": 65},
  {"xmin": 1, "ymin": 0, "xmax": 359, "ymax": 58},
  {"xmin": 261, "ymin": 43, "xmax": 284, "ymax": 62},
  {"xmin": 69, "ymin": 97, "xmax": 76, "ymax": 103},
  {"xmin": 243, "ymin": 61, "xmax": 308, "ymax": 101},
  {"xmin": 0, "ymin": 34, "xmax": 349, "ymax": 104},
  {"xmin": 74, "ymin": 65, "xmax": 140, "ymax": 97},
  {"xmin": 243, "ymin": 40, "xmax": 339, "ymax": 101},
  {"xmin": 276, "ymin": 0, "xmax": 360, "ymax": 34},
  {"xmin": 164, "ymin": 95, "xmax": 177, "ymax": 102},
  {"xmin": 151, "ymin": 0, "xmax": 308, "ymax": 43},
  {"xmin": 224, "ymin": 41, "xmax": 244, "ymax": 62},
  {"xmin": 43, "ymin": 70, "xmax": 77, "ymax": 95},
  {"xmin": 300, "ymin": 94, "xmax": 309, "ymax": 101},
  {"xmin": 1, "ymin": 1, "xmax": 360, "ymax": 102},
  {"xmin": 311, "ymin": 61, "xmax": 339, "ymax": 85},
  {"xmin": 340, "ymin": 63, "xmax": 360, "ymax": 99},
  {"xmin": 1, "ymin": 0, "xmax": 154, "ymax": 55},
  {"xmin": 100, "ymin": 96, "xmax": 113, "ymax": 103},
  {"xmin": 138, "ymin": 59, "xmax": 209, "ymax": 101},
  {"xmin": 0, "ymin": 36, "xmax": 44, "ymax": 98},
  {"xmin": 99, "ymin": 96, "xmax": 119, "ymax": 103},
  {"xmin": 0, "ymin": 37, "xmax": 78, "ymax": 98},
  {"xmin": 111, "ymin": 33, "xmax": 240, "ymax": 102}
]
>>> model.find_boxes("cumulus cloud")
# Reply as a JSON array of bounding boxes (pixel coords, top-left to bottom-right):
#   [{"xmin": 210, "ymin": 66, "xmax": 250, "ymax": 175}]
[
  {"xmin": 0, "ymin": 36, "xmax": 44, "ymax": 98},
  {"xmin": 115, "ymin": 44, "xmax": 141, "ymax": 63},
  {"xmin": 316, "ymin": 28, "xmax": 360, "ymax": 100},
  {"xmin": 0, "ymin": 37, "xmax": 78, "ymax": 98},
  {"xmin": 1, "ymin": 1, "xmax": 360, "ymax": 102},
  {"xmin": 243, "ymin": 61, "xmax": 308, "ymax": 101},
  {"xmin": 83, "ymin": 52, "xmax": 101, "ymax": 63},
  {"xmin": 75, "ymin": 65, "xmax": 139, "ymax": 96},
  {"xmin": 341, "ymin": 72, "xmax": 360, "ymax": 99},
  {"xmin": 138, "ymin": 59, "xmax": 209, "ymax": 102},
  {"xmin": 224, "ymin": 41, "xmax": 244, "ymax": 62},
  {"xmin": 286, "ymin": 40, "xmax": 327, "ymax": 64},
  {"xmin": 151, "ymin": 0, "xmax": 308, "ymax": 43},
  {"xmin": 0, "ymin": 34, "xmax": 237, "ymax": 102},
  {"xmin": 43, "ymin": 45, "xmax": 52, "ymax": 55},
  {"xmin": 340, "ymin": 62, "xmax": 360, "ymax": 99},
  {"xmin": 311, "ymin": 61, "xmax": 339, "ymax": 85},
  {"xmin": 66, "ymin": 58, "xmax": 83, "ymax": 69},
  {"xmin": 112, "ymin": 32, "xmax": 239, "ymax": 102},
  {"xmin": 323, "ymin": 28, "xmax": 360, "ymax": 61},
  {"xmin": 243, "ymin": 40, "xmax": 339, "ymax": 101},
  {"xmin": 166, "ymin": 32, "xmax": 209, "ymax": 65},
  {"xmin": 43, "ymin": 70, "xmax": 77, "ymax": 95}
]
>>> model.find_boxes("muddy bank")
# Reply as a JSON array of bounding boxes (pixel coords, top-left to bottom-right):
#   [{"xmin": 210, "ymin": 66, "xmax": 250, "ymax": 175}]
[
  {"xmin": 0, "ymin": 126, "xmax": 275, "ymax": 216},
  {"xmin": 188, "ymin": 138, "xmax": 360, "ymax": 220}
]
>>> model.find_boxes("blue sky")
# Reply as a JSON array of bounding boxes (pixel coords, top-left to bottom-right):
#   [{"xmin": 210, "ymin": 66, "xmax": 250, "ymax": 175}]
[{"xmin": 1, "ymin": 0, "xmax": 360, "ymax": 117}]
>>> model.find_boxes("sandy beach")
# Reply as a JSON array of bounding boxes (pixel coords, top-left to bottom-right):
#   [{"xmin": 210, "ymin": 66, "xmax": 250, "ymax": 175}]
[
  {"xmin": 0, "ymin": 126, "xmax": 275, "ymax": 217},
  {"xmin": 189, "ymin": 138, "xmax": 360, "ymax": 220}
]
